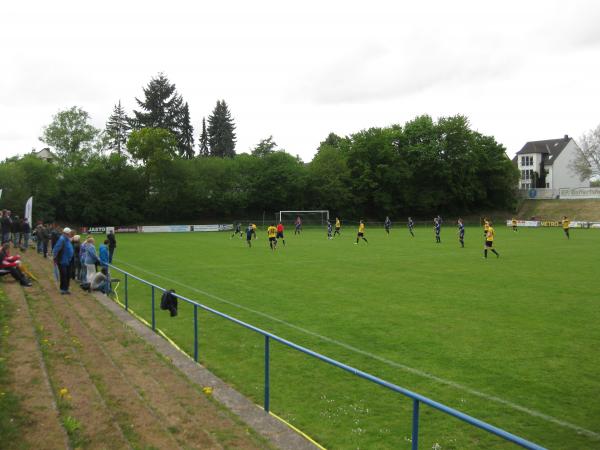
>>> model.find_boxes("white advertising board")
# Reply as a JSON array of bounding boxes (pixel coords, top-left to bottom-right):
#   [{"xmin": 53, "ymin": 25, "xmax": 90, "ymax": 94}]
[
  {"xmin": 191, "ymin": 224, "xmax": 233, "ymax": 232},
  {"xmin": 559, "ymin": 188, "xmax": 600, "ymax": 199},
  {"xmin": 505, "ymin": 220, "xmax": 539, "ymax": 227}
]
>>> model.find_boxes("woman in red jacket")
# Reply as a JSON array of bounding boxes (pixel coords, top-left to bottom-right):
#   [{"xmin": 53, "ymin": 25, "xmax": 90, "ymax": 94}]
[{"xmin": 0, "ymin": 243, "xmax": 32, "ymax": 286}]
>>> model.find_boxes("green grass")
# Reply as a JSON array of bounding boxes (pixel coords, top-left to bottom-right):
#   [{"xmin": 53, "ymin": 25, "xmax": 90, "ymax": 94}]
[
  {"xmin": 110, "ymin": 225, "xmax": 600, "ymax": 449},
  {"xmin": 0, "ymin": 289, "xmax": 27, "ymax": 449}
]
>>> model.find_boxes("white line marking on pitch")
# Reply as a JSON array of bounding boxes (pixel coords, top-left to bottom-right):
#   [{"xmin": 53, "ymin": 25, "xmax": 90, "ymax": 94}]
[{"xmin": 115, "ymin": 259, "xmax": 599, "ymax": 440}]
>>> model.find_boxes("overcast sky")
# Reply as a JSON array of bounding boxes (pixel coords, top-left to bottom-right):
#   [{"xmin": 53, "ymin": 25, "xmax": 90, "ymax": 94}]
[{"xmin": 1, "ymin": 0, "xmax": 599, "ymax": 162}]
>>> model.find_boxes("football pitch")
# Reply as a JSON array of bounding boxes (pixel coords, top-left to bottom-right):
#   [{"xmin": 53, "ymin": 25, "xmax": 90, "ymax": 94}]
[{"xmin": 111, "ymin": 225, "xmax": 600, "ymax": 449}]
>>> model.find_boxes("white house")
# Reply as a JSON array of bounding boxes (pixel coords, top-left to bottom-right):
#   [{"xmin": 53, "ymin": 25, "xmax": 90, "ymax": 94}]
[
  {"xmin": 514, "ymin": 135, "xmax": 589, "ymax": 190},
  {"xmin": 31, "ymin": 147, "xmax": 56, "ymax": 163}
]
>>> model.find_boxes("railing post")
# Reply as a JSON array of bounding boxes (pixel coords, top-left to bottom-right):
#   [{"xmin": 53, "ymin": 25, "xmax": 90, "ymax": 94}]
[
  {"xmin": 412, "ymin": 399, "xmax": 420, "ymax": 450},
  {"xmin": 264, "ymin": 335, "xmax": 270, "ymax": 412},
  {"xmin": 151, "ymin": 286, "xmax": 156, "ymax": 331},
  {"xmin": 193, "ymin": 304, "xmax": 198, "ymax": 362},
  {"xmin": 124, "ymin": 273, "xmax": 128, "ymax": 311}
]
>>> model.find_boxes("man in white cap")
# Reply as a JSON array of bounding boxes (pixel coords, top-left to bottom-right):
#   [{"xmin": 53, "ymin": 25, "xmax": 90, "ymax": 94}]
[{"xmin": 52, "ymin": 227, "xmax": 74, "ymax": 294}]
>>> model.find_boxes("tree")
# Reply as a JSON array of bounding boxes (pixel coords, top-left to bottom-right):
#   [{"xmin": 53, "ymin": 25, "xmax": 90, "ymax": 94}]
[
  {"xmin": 251, "ymin": 136, "xmax": 278, "ymax": 157},
  {"xmin": 207, "ymin": 100, "xmax": 236, "ymax": 157},
  {"xmin": 131, "ymin": 73, "xmax": 183, "ymax": 131},
  {"xmin": 177, "ymin": 102, "xmax": 195, "ymax": 158},
  {"xmin": 570, "ymin": 124, "xmax": 599, "ymax": 182},
  {"xmin": 105, "ymin": 100, "xmax": 130, "ymax": 156},
  {"xmin": 39, "ymin": 106, "xmax": 100, "ymax": 168},
  {"xmin": 199, "ymin": 117, "xmax": 209, "ymax": 157},
  {"xmin": 127, "ymin": 128, "xmax": 178, "ymax": 165}
]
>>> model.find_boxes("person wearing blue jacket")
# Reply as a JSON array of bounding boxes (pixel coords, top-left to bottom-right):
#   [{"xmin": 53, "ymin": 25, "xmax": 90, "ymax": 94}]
[
  {"xmin": 83, "ymin": 237, "xmax": 100, "ymax": 283},
  {"xmin": 99, "ymin": 240, "xmax": 109, "ymax": 268},
  {"xmin": 53, "ymin": 227, "xmax": 74, "ymax": 295}
]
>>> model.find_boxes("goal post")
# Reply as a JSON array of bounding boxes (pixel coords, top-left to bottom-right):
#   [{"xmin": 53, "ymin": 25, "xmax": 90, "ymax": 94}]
[{"xmin": 278, "ymin": 210, "xmax": 330, "ymax": 226}]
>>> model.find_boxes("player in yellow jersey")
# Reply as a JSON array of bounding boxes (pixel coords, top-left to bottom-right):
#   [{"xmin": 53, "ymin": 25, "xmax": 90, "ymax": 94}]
[
  {"xmin": 562, "ymin": 216, "xmax": 570, "ymax": 239},
  {"xmin": 483, "ymin": 221, "xmax": 500, "ymax": 259},
  {"xmin": 483, "ymin": 217, "xmax": 490, "ymax": 238},
  {"xmin": 251, "ymin": 223, "xmax": 257, "ymax": 239},
  {"xmin": 267, "ymin": 223, "xmax": 278, "ymax": 250},
  {"xmin": 511, "ymin": 217, "xmax": 518, "ymax": 232},
  {"xmin": 334, "ymin": 217, "xmax": 341, "ymax": 237},
  {"xmin": 355, "ymin": 220, "xmax": 368, "ymax": 245}
]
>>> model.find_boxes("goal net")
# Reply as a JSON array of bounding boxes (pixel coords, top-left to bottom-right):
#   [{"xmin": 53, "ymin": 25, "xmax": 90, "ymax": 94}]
[{"xmin": 278, "ymin": 210, "xmax": 330, "ymax": 226}]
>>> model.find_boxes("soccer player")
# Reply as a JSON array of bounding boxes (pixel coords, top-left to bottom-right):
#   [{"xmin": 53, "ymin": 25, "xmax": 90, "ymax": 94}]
[
  {"xmin": 483, "ymin": 221, "xmax": 500, "ymax": 258},
  {"xmin": 327, "ymin": 220, "xmax": 333, "ymax": 239},
  {"xmin": 407, "ymin": 217, "xmax": 415, "ymax": 237},
  {"xmin": 245, "ymin": 224, "xmax": 254, "ymax": 247},
  {"xmin": 355, "ymin": 220, "xmax": 368, "ymax": 245},
  {"xmin": 511, "ymin": 217, "xmax": 518, "ymax": 232},
  {"xmin": 434, "ymin": 217, "xmax": 441, "ymax": 243},
  {"xmin": 251, "ymin": 223, "xmax": 257, "ymax": 239},
  {"xmin": 457, "ymin": 218, "xmax": 465, "ymax": 248},
  {"xmin": 267, "ymin": 223, "xmax": 278, "ymax": 250},
  {"xmin": 562, "ymin": 216, "xmax": 570, "ymax": 239},
  {"xmin": 231, "ymin": 222, "xmax": 242, "ymax": 239},
  {"xmin": 276, "ymin": 222, "xmax": 286, "ymax": 246},
  {"xmin": 294, "ymin": 216, "xmax": 302, "ymax": 235},
  {"xmin": 483, "ymin": 217, "xmax": 490, "ymax": 239},
  {"xmin": 384, "ymin": 216, "xmax": 392, "ymax": 235},
  {"xmin": 334, "ymin": 217, "xmax": 341, "ymax": 237}
]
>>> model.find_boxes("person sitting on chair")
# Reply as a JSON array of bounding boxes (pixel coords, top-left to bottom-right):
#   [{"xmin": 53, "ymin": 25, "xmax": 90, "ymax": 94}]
[{"xmin": 90, "ymin": 267, "xmax": 110, "ymax": 294}]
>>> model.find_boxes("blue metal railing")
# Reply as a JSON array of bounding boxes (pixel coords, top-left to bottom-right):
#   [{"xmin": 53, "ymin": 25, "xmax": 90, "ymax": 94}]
[{"xmin": 109, "ymin": 264, "xmax": 546, "ymax": 450}]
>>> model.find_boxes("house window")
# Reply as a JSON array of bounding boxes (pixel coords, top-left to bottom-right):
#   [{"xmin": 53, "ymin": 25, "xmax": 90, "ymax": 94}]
[{"xmin": 545, "ymin": 182, "xmax": 550, "ymax": 188}]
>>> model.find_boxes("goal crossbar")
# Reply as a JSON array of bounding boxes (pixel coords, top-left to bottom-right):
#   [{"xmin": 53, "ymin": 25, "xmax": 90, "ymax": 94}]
[{"xmin": 278, "ymin": 210, "xmax": 330, "ymax": 224}]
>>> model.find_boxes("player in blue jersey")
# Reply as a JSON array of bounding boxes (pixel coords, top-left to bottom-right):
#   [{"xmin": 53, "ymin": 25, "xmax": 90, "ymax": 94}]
[
  {"xmin": 231, "ymin": 222, "xmax": 242, "ymax": 239},
  {"xmin": 458, "ymin": 218, "xmax": 465, "ymax": 248},
  {"xmin": 245, "ymin": 224, "xmax": 253, "ymax": 248},
  {"xmin": 327, "ymin": 220, "xmax": 333, "ymax": 239},
  {"xmin": 434, "ymin": 217, "xmax": 441, "ymax": 243},
  {"xmin": 407, "ymin": 217, "xmax": 415, "ymax": 237},
  {"xmin": 384, "ymin": 216, "xmax": 392, "ymax": 235}
]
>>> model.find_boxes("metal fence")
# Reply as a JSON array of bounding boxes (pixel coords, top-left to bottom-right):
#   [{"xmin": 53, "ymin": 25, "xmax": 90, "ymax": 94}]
[{"xmin": 108, "ymin": 264, "xmax": 546, "ymax": 450}]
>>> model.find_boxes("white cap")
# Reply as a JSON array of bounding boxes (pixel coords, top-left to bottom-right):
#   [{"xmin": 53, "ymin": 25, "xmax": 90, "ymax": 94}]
[{"xmin": 63, "ymin": 227, "xmax": 72, "ymax": 234}]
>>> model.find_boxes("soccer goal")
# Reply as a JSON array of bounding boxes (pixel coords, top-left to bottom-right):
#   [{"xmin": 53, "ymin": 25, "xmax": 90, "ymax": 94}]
[{"xmin": 278, "ymin": 210, "xmax": 330, "ymax": 226}]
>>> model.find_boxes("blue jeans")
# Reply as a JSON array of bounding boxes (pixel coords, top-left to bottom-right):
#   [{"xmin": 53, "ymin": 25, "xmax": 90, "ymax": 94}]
[
  {"xmin": 23, "ymin": 233, "xmax": 30, "ymax": 249},
  {"xmin": 1, "ymin": 232, "xmax": 9, "ymax": 244},
  {"xmin": 12, "ymin": 232, "xmax": 21, "ymax": 247},
  {"xmin": 37, "ymin": 239, "xmax": 43, "ymax": 253}
]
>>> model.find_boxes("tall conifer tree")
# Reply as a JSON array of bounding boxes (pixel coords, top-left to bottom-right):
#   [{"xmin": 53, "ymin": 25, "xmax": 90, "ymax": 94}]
[
  {"xmin": 199, "ymin": 117, "xmax": 209, "ymax": 157},
  {"xmin": 177, "ymin": 102, "xmax": 195, "ymax": 158},
  {"xmin": 207, "ymin": 100, "xmax": 236, "ymax": 158},
  {"xmin": 105, "ymin": 100, "xmax": 130, "ymax": 156},
  {"xmin": 132, "ymin": 73, "xmax": 183, "ymax": 131}
]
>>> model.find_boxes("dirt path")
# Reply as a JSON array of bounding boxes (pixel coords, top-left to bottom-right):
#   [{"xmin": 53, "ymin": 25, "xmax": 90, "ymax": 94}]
[{"xmin": 25, "ymin": 254, "xmax": 270, "ymax": 450}]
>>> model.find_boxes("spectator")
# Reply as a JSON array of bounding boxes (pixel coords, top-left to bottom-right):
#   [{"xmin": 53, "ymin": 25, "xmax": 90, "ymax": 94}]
[
  {"xmin": 52, "ymin": 227, "xmax": 74, "ymax": 295},
  {"xmin": 71, "ymin": 235, "xmax": 82, "ymax": 280},
  {"xmin": 49, "ymin": 224, "xmax": 62, "ymax": 252},
  {"xmin": 79, "ymin": 236, "xmax": 89, "ymax": 282},
  {"xmin": 83, "ymin": 237, "xmax": 100, "ymax": 283},
  {"xmin": 107, "ymin": 229, "xmax": 117, "ymax": 263},
  {"xmin": 99, "ymin": 239, "xmax": 109, "ymax": 268},
  {"xmin": 0, "ymin": 243, "xmax": 32, "ymax": 287},
  {"xmin": 91, "ymin": 267, "xmax": 110, "ymax": 294},
  {"xmin": 11, "ymin": 215, "xmax": 21, "ymax": 249},
  {"xmin": 1, "ymin": 210, "xmax": 11, "ymax": 244},
  {"xmin": 34, "ymin": 221, "xmax": 44, "ymax": 254},
  {"xmin": 21, "ymin": 218, "xmax": 31, "ymax": 250},
  {"xmin": 40, "ymin": 224, "xmax": 50, "ymax": 258}
]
